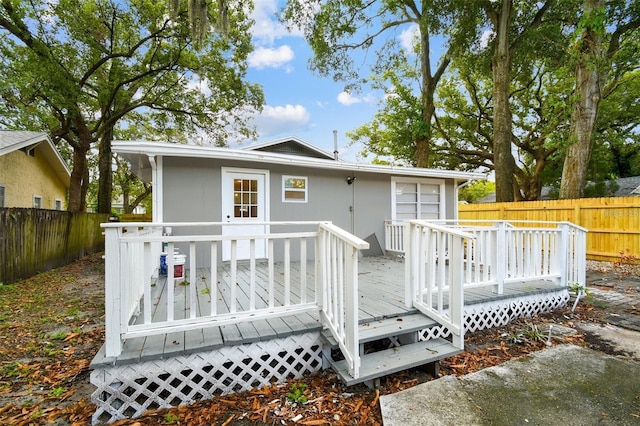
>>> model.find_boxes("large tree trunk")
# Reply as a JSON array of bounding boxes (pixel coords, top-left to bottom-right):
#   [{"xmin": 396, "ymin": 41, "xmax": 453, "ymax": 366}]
[
  {"xmin": 560, "ymin": 0, "xmax": 603, "ymax": 199},
  {"xmin": 67, "ymin": 147, "xmax": 88, "ymax": 212},
  {"xmin": 492, "ymin": 0, "xmax": 516, "ymax": 202},
  {"xmin": 97, "ymin": 124, "xmax": 114, "ymax": 213},
  {"xmin": 65, "ymin": 113, "xmax": 93, "ymax": 212},
  {"xmin": 414, "ymin": 5, "xmax": 451, "ymax": 168}
]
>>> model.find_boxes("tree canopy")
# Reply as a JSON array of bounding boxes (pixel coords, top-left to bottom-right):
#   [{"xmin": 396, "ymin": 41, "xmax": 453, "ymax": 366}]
[
  {"xmin": 289, "ymin": 0, "xmax": 640, "ymax": 201},
  {"xmin": 0, "ymin": 0, "xmax": 263, "ymax": 212}
]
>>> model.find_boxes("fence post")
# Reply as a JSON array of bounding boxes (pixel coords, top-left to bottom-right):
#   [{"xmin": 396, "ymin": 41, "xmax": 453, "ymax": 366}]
[
  {"xmin": 104, "ymin": 226, "xmax": 123, "ymax": 357},
  {"xmin": 495, "ymin": 221, "xmax": 506, "ymax": 294}
]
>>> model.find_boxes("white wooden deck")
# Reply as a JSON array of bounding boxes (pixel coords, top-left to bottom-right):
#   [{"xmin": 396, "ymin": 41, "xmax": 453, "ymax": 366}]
[{"xmin": 92, "ymin": 255, "xmax": 565, "ymax": 367}]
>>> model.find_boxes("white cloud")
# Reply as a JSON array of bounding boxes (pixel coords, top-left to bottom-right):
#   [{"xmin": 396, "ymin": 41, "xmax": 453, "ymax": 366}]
[
  {"xmin": 337, "ymin": 91, "xmax": 375, "ymax": 106},
  {"xmin": 250, "ymin": 0, "xmax": 301, "ymax": 44},
  {"xmin": 252, "ymin": 104, "xmax": 310, "ymax": 137},
  {"xmin": 248, "ymin": 45, "xmax": 295, "ymax": 69},
  {"xmin": 186, "ymin": 76, "xmax": 212, "ymax": 96},
  {"xmin": 479, "ymin": 30, "xmax": 494, "ymax": 49},
  {"xmin": 399, "ymin": 24, "xmax": 419, "ymax": 52}
]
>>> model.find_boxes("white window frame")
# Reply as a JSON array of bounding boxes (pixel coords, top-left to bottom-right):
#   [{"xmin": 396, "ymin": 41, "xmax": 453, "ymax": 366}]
[
  {"xmin": 391, "ymin": 177, "xmax": 446, "ymax": 221},
  {"xmin": 282, "ymin": 175, "xmax": 308, "ymax": 203},
  {"xmin": 55, "ymin": 199, "xmax": 63, "ymax": 210},
  {"xmin": 33, "ymin": 195, "xmax": 42, "ymax": 209},
  {"xmin": 0, "ymin": 185, "xmax": 5, "ymax": 207}
]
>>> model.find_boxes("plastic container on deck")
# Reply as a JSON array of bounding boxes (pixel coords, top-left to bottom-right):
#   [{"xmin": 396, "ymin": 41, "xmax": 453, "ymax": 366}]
[{"xmin": 160, "ymin": 251, "xmax": 186, "ymax": 279}]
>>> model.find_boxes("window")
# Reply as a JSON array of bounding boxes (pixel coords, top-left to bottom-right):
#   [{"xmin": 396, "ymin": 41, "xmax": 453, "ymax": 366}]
[
  {"xmin": 392, "ymin": 178, "xmax": 444, "ymax": 221},
  {"xmin": 55, "ymin": 199, "xmax": 62, "ymax": 210},
  {"xmin": 282, "ymin": 176, "xmax": 308, "ymax": 203},
  {"xmin": 233, "ymin": 178, "xmax": 258, "ymax": 218},
  {"xmin": 0, "ymin": 185, "xmax": 4, "ymax": 207},
  {"xmin": 33, "ymin": 195, "xmax": 42, "ymax": 209}
]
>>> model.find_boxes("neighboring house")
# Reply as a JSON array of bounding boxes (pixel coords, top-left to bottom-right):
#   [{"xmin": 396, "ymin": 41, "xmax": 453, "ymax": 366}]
[
  {"xmin": 114, "ymin": 136, "xmax": 486, "ymax": 258},
  {"xmin": 0, "ymin": 131, "xmax": 70, "ymax": 210},
  {"xmin": 477, "ymin": 176, "xmax": 640, "ymax": 203}
]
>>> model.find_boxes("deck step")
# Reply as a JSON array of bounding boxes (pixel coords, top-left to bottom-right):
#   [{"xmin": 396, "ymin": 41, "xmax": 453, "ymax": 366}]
[
  {"xmin": 321, "ymin": 313, "xmax": 439, "ymax": 348},
  {"xmin": 329, "ymin": 338, "xmax": 461, "ymax": 386}
]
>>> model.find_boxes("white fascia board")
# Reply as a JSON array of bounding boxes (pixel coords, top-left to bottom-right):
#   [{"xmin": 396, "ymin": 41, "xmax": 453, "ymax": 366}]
[
  {"xmin": 113, "ymin": 140, "xmax": 487, "ymax": 181},
  {"xmin": 41, "ymin": 136, "xmax": 72, "ymax": 179}
]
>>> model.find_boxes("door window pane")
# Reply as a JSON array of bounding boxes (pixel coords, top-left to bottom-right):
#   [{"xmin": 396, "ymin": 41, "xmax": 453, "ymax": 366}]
[{"xmin": 233, "ymin": 179, "xmax": 258, "ymax": 218}]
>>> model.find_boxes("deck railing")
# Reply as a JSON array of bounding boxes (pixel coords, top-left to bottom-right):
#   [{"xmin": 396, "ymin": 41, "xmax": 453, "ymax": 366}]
[
  {"xmin": 316, "ymin": 223, "xmax": 370, "ymax": 380},
  {"xmin": 387, "ymin": 220, "xmax": 587, "ymax": 293},
  {"xmin": 384, "ymin": 220, "xmax": 405, "ymax": 253},
  {"xmin": 405, "ymin": 221, "xmax": 473, "ymax": 349},
  {"xmin": 101, "ymin": 221, "xmax": 369, "ymax": 363}
]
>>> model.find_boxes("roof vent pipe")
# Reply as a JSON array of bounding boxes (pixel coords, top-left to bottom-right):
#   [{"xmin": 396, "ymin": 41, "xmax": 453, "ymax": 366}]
[{"xmin": 333, "ymin": 130, "xmax": 339, "ymax": 160}]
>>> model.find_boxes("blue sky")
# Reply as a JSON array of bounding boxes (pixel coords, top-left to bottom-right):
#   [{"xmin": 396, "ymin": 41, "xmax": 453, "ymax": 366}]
[{"xmin": 238, "ymin": 0, "xmax": 391, "ymax": 162}]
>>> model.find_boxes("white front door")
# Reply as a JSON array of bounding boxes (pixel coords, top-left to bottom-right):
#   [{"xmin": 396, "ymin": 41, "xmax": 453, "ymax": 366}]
[{"xmin": 221, "ymin": 168, "xmax": 269, "ymax": 260}]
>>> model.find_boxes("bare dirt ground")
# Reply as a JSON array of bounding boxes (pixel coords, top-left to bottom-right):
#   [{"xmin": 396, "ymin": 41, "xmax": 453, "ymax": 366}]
[{"xmin": 0, "ymin": 253, "xmax": 637, "ymax": 425}]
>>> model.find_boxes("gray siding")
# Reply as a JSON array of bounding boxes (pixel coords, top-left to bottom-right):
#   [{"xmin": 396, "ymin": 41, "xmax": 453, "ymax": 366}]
[{"xmin": 161, "ymin": 155, "xmax": 459, "ymax": 262}]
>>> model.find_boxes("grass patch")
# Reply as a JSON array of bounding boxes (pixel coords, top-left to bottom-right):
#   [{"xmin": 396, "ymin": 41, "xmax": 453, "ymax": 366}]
[
  {"xmin": 49, "ymin": 387, "xmax": 66, "ymax": 397},
  {"xmin": 49, "ymin": 332, "xmax": 68, "ymax": 341}
]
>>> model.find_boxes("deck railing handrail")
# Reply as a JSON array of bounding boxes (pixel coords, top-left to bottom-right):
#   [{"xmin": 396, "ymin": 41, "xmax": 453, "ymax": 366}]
[
  {"xmin": 386, "ymin": 219, "xmax": 587, "ymax": 294},
  {"xmin": 101, "ymin": 221, "xmax": 370, "ymax": 371},
  {"xmin": 405, "ymin": 220, "xmax": 473, "ymax": 350},
  {"xmin": 317, "ymin": 222, "xmax": 370, "ymax": 380}
]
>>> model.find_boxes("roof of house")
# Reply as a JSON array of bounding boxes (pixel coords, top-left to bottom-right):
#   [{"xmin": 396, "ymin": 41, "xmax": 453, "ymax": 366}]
[
  {"xmin": 113, "ymin": 139, "xmax": 487, "ymax": 183},
  {"xmin": 0, "ymin": 131, "xmax": 71, "ymax": 186},
  {"xmin": 244, "ymin": 136, "xmax": 337, "ymax": 160}
]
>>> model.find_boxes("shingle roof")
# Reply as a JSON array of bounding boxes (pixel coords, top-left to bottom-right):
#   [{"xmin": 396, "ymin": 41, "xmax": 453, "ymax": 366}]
[{"xmin": 0, "ymin": 130, "xmax": 46, "ymax": 152}]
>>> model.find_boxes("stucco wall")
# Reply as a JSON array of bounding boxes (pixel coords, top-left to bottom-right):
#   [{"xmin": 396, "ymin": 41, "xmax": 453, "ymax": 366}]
[{"xmin": 0, "ymin": 147, "xmax": 67, "ymax": 209}]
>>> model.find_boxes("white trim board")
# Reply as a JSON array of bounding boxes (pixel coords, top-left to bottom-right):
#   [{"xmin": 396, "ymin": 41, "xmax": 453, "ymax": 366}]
[{"xmin": 113, "ymin": 140, "xmax": 487, "ymax": 182}]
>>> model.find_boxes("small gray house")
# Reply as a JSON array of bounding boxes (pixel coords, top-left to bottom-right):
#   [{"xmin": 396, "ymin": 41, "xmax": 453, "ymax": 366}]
[
  {"xmin": 114, "ymin": 136, "xmax": 485, "ymax": 258},
  {"xmin": 91, "ymin": 137, "xmax": 586, "ymax": 423}
]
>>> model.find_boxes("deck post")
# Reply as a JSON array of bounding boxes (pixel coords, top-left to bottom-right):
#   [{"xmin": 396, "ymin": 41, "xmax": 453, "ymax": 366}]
[
  {"xmin": 104, "ymin": 226, "xmax": 123, "ymax": 357},
  {"xmin": 404, "ymin": 221, "xmax": 416, "ymax": 308},
  {"xmin": 495, "ymin": 221, "xmax": 507, "ymax": 294},
  {"xmin": 558, "ymin": 223, "xmax": 569, "ymax": 288},
  {"xmin": 448, "ymin": 234, "xmax": 465, "ymax": 350},
  {"xmin": 345, "ymin": 245, "xmax": 360, "ymax": 378},
  {"xmin": 315, "ymin": 226, "xmax": 325, "ymax": 312}
]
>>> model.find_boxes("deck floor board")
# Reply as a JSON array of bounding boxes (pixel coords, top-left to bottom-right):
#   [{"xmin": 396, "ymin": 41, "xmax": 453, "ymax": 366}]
[{"xmin": 99, "ymin": 256, "xmax": 566, "ymax": 366}]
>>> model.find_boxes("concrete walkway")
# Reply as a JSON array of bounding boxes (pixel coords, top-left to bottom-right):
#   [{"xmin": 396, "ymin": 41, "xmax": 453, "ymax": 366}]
[
  {"xmin": 380, "ymin": 344, "xmax": 640, "ymax": 425},
  {"xmin": 381, "ymin": 270, "xmax": 640, "ymax": 425}
]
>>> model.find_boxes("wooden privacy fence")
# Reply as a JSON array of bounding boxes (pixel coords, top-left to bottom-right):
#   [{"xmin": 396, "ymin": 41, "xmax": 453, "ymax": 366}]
[
  {"xmin": 0, "ymin": 208, "xmax": 109, "ymax": 284},
  {"xmin": 459, "ymin": 196, "xmax": 640, "ymax": 263}
]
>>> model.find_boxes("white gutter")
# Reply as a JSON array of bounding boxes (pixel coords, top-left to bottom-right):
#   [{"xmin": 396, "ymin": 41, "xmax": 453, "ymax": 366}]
[{"xmin": 114, "ymin": 141, "xmax": 488, "ymax": 181}]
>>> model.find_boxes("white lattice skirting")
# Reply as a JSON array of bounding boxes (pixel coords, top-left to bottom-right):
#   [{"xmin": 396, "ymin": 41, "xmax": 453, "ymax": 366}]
[
  {"xmin": 91, "ymin": 291, "xmax": 569, "ymax": 424},
  {"xmin": 418, "ymin": 290, "xmax": 570, "ymax": 341},
  {"xmin": 91, "ymin": 333, "xmax": 323, "ymax": 424}
]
